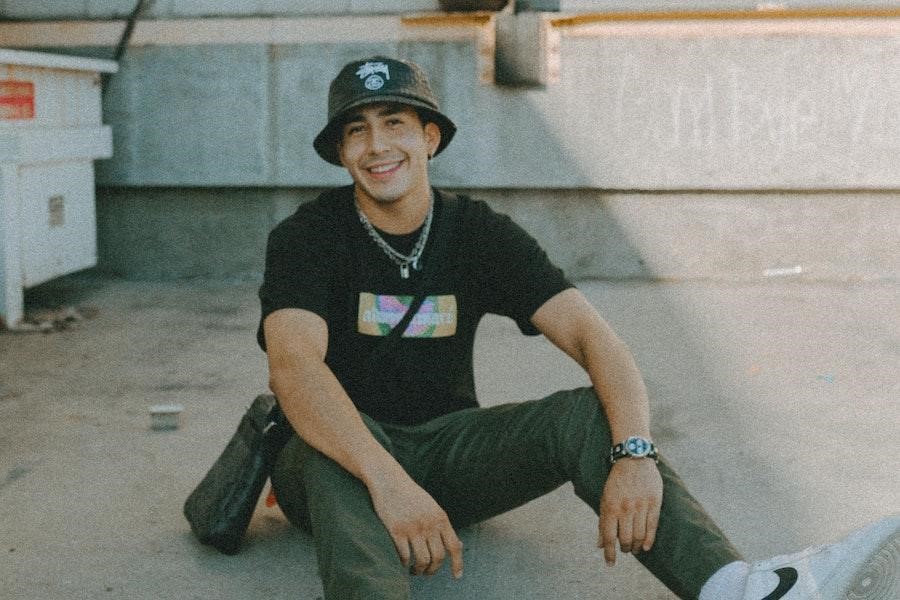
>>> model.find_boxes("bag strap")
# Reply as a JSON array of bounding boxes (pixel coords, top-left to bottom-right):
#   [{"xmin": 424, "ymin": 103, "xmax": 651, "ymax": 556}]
[{"xmin": 361, "ymin": 189, "xmax": 459, "ymax": 369}]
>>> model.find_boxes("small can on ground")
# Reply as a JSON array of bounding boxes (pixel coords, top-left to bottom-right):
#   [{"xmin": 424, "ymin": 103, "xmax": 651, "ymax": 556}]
[{"xmin": 149, "ymin": 404, "xmax": 184, "ymax": 430}]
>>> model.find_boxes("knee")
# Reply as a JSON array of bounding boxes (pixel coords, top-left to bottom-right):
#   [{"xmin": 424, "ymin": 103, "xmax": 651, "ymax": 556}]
[
  {"xmin": 550, "ymin": 386, "xmax": 605, "ymax": 424},
  {"xmin": 299, "ymin": 445, "xmax": 359, "ymax": 495},
  {"xmin": 544, "ymin": 387, "xmax": 613, "ymax": 456},
  {"xmin": 358, "ymin": 412, "xmax": 395, "ymax": 451},
  {"xmin": 272, "ymin": 436, "xmax": 356, "ymax": 502}
]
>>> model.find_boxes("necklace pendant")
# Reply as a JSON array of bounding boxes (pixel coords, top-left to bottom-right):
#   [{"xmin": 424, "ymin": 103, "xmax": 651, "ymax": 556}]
[{"xmin": 400, "ymin": 264, "xmax": 410, "ymax": 279}]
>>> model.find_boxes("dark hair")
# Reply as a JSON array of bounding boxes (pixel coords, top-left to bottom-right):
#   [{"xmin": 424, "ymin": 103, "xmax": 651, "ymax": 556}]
[
  {"xmin": 334, "ymin": 102, "xmax": 434, "ymax": 147},
  {"xmin": 413, "ymin": 107, "xmax": 435, "ymax": 128}
]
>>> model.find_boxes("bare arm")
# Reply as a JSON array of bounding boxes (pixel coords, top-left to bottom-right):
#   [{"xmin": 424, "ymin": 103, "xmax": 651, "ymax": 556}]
[
  {"xmin": 531, "ymin": 288, "xmax": 663, "ymax": 566},
  {"xmin": 264, "ymin": 308, "xmax": 463, "ymax": 578}
]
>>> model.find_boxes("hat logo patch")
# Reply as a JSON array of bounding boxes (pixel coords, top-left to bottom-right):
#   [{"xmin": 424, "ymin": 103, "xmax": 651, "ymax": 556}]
[
  {"xmin": 364, "ymin": 75, "xmax": 384, "ymax": 90},
  {"xmin": 357, "ymin": 61, "xmax": 389, "ymax": 91}
]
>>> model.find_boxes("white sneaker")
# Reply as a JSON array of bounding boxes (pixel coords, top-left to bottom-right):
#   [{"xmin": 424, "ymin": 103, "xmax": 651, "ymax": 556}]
[{"xmin": 743, "ymin": 515, "xmax": 899, "ymax": 599}]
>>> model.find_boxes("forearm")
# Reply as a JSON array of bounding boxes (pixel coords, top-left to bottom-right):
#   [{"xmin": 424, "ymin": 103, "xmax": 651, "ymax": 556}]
[
  {"xmin": 577, "ymin": 318, "xmax": 664, "ymax": 563},
  {"xmin": 268, "ymin": 354, "xmax": 408, "ymax": 490},
  {"xmin": 533, "ymin": 289, "xmax": 652, "ymax": 442},
  {"xmin": 578, "ymin": 321, "xmax": 652, "ymax": 442},
  {"xmin": 532, "ymin": 289, "xmax": 662, "ymax": 563}
]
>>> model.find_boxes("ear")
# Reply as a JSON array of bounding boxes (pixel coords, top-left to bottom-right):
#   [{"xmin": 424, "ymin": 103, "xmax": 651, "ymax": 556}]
[{"xmin": 424, "ymin": 122, "xmax": 441, "ymax": 158}]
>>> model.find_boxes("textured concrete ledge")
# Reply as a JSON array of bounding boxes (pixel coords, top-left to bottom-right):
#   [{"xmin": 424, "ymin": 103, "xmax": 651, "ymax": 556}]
[
  {"xmin": 0, "ymin": 0, "xmax": 440, "ymax": 19},
  {"xmin": 0, "ymin": 1, "xmax": 890, "ymax": 19}
]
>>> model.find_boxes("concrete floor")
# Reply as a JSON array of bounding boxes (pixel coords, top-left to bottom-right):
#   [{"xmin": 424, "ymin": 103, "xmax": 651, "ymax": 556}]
[{"xmin": 0, "ymin": 275, "xmax": 897, "ymax": 599}]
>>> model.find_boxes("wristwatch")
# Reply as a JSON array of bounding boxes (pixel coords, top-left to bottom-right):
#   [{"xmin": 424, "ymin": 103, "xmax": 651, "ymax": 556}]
[{"xmin": 609, "ymin": 436, "xmax": 659, "ymax": 464}]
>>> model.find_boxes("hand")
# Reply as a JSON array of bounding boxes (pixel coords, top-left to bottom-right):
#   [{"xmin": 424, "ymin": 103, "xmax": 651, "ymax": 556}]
[
  {"xmin": 367, "ymin": 472, "xmax": 464, "ymax": 579},
  {"xmin": 598, "ymin": 458, "xmax": 663, "ymax": 566}
]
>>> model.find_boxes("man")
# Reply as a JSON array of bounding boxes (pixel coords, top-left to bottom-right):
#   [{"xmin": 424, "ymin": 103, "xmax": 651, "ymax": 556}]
[{"xmin": 258, "ymin": 56, "xmax": 897, "ymax": 599}]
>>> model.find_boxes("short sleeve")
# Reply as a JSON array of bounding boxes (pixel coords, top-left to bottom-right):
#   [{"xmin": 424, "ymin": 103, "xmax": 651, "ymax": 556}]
[
  {"xmin": 257, "ymin": 214, "xmax": 334, "ymax": 351},
  {"xmin": 476, "ymin": 208, "xmax": 573, "ymax": 335}
]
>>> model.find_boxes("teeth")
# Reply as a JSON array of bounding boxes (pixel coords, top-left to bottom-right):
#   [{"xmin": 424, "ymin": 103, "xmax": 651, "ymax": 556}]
[{"xmin": 369, "ymin": 162, "xmax": 400, "ymax": 174}]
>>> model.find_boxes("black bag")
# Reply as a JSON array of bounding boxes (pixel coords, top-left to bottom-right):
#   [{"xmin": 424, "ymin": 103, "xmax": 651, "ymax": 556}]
[{"xmin": 183, "ymin": 394, "xmax": 291, "ymax": 555}]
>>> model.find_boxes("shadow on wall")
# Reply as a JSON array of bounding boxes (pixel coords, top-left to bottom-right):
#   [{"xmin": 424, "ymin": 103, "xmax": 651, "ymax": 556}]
[{"xmin": 447, "ymin": 64, "xmax": 813, "ymax": 571}]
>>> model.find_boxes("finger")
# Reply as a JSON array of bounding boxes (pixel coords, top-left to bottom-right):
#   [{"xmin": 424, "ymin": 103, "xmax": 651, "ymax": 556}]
[
  {"xmin": 410, "ymin": 537, "xmax": 430, "ymax": 576},
  {"xmin": 618, "ymin": 512, "xmax": 634, "ymax": 554},
  {"xmin": 425, "ymin": 534, "xmax": 446, "ymax": 576},
  {"xmin": 442, "ymin": 528, "xmax": 464, "ymax": 579},
  {"xmin": 390, "ymin": 533, "xmax": 411, "ymax": 568},
  {"xmin": 600, "ymin": 512, "xmax": 618, "ymax": 566},
  {"xmin": 643, "ymin": 501, "xmax": 661, "ymax": 552},
  {"xmin": 632, "ymin": 506, "xmax": 647, "ymax": 554}
]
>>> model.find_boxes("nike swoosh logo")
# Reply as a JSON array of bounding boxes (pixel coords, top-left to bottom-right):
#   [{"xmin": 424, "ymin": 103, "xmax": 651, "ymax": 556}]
[{"xmin": 761, "ymin": 567, "xmax": 799, "ymax": 600}]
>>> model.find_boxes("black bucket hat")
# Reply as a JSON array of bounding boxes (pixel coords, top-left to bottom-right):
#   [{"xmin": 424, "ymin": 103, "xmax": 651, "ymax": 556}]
[{"xmin": 313, "ymin": 56, "xmax": 457, "ymax": 166}]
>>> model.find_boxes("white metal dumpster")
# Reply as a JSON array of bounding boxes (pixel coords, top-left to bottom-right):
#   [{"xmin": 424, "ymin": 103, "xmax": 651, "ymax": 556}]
[{"xmin": 0, "ymin": 49, "xmax": 117, "ymax": 329}]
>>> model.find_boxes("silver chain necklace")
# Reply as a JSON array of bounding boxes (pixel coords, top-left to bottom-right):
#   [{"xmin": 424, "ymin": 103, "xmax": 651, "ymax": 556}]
[{"xmin": 355, "ymin": 195, "xmax": 434, "ymax": 279}]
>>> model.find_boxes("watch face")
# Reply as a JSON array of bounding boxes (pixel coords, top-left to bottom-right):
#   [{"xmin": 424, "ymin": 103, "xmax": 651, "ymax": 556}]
[{"xmin": 625, "ymin": 436, "xmax": 651, "ymax": 457}]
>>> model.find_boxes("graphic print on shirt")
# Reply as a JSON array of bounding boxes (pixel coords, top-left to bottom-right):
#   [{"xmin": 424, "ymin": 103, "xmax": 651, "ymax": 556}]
[{"xmin": 358, "ymin": 293, "xmax": 457, "ymax": 338}]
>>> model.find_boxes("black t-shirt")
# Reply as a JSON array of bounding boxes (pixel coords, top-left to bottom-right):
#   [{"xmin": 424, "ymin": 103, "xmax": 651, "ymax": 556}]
[{"xmin": 258, "ymin": 185, "xmax": 573, "ymax": 425}]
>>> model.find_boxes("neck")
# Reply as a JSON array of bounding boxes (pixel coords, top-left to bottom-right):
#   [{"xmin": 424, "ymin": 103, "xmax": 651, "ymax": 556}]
[{"xmin": 354, "ymin": 186, "xmax": 432, "ymax": 235}]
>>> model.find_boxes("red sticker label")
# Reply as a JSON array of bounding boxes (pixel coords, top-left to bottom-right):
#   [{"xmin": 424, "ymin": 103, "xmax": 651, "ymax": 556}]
[{"xmin": 0, "ymin": 80, "xmax": 35, "ymax": 119}]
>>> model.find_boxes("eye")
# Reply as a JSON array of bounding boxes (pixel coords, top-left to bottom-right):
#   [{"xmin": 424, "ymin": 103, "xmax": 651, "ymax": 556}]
[{"xmin": 345, "ymin": 123, "xmax": 365, "ymax": 136}]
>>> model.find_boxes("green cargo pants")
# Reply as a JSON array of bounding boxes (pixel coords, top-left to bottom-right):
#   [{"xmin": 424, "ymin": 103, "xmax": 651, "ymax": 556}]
[{"xmin": 271, "ymin": 387, "xmax": 743, "ymax": 599}]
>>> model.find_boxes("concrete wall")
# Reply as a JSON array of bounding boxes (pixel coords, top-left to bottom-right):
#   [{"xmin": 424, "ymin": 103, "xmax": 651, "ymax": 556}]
[
  {"xmin": 96, "ymin": 187, "xmax": 900, "ymax": 282},
  {"xmin": 1, "ymin": 10, "xmax": 897, "ymax": 282},
  {"xmin": 89, "ymin": 21, "xmax": 899, "ymax": 190}
]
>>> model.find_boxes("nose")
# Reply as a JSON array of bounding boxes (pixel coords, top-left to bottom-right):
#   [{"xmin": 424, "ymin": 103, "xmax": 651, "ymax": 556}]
[{"xmin": 367, "ymin": 125, "xmax": 390, "ymax": 154}]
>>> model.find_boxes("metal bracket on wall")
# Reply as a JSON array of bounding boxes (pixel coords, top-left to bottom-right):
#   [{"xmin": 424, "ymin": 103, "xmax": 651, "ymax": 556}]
[
  {"xmin": 494, "ymin": 11, "xmax": 560, "ymax": 87},
  {"xmin": 514, "ymin": 0, "xmax": 560, "ymax": 13},
  {"xmin": 102, "ymin": 0, "xmax": 154, "ymax": 95}
]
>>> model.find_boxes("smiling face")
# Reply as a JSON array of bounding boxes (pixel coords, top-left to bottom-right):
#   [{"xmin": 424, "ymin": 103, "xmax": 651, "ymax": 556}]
[{"xmin": 337, "ymin": 102, "xmax": 441, "ymax": 211}]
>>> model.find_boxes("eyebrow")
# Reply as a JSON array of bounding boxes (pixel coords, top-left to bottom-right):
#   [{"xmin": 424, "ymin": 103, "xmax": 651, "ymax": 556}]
[{"xmin": 343, "ymin": 104, "xmax": 407, "ymax": 124}]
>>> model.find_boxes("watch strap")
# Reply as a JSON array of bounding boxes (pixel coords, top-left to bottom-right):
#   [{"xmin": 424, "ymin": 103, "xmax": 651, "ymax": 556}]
[{"xmin": 609, "ymin": 437, "xmax": 659, "ymax": 464}]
